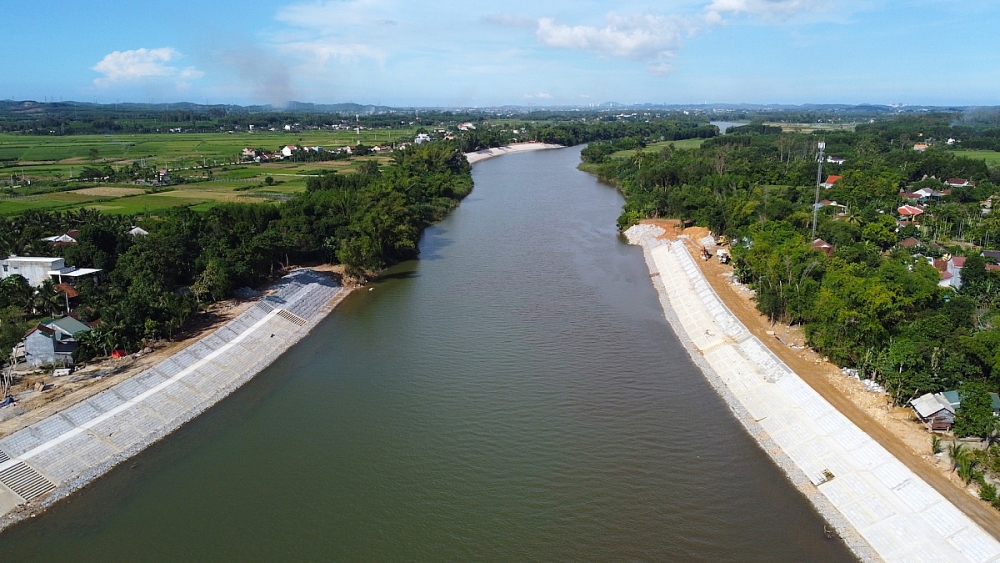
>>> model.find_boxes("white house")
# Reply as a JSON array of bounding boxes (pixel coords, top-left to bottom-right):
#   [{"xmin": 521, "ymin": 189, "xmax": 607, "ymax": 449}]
[
  {"xmin": 0, "ymin": 256, "xmax": 101, "ymax": 288},
  {"xmin": 945, "ymin": 256, "xmax": 966, "ymax": 289},
  {"xmin": 281, "ymin": 145, "xmax": 298, "ymax": 158},
  {"xmin": 414, "ymin": 133, "xmax": 432, "ymax": 144}
]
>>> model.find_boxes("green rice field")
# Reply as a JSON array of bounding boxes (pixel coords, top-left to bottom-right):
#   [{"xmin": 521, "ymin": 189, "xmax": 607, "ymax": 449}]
[
  {"xmin": 611, "ymin": 138, "xmax": 705, "ymax": 158},
  {"xmin": 952, "ymin": 149, "xmax": 1000, "ymax": 166},
  {"xmin": 0, "ymin": 129, "xmax": 411, "ymax": 215}
]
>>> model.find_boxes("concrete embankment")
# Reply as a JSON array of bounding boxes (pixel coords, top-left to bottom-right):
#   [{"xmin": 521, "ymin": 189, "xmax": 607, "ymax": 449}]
[
  {"xmin": 626, "ymin": 224, "xmax": 1000, "ymax": 563},
  {"xmin": 0, "ymin": 269, "xmax": 344, "ymax": 530},
  {"xmin": 465, "ymin": 143, "xmax": 563, "ymax": 164}
]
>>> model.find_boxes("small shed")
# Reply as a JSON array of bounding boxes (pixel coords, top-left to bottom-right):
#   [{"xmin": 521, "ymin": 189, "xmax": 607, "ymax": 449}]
[{"xmin": 910, "ymin": 392, "xmax": 957, "ymax": 431}]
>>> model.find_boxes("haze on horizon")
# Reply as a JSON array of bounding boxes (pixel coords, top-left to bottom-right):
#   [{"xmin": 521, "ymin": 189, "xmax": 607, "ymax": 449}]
[{"xmin": 4, "ymin": 0, "xmax": 998, "ymax": 108}]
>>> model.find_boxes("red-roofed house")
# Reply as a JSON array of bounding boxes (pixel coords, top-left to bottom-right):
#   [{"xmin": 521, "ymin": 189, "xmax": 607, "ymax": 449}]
[
  {"xmin": 821, "ymin": 175, "xmax": 842, "ymax": 189},
  {"xmin": 812, "ymin": 238, "xmax": 834, "ymax": 256},
  {"xmin": 898, "ymin": 204, "xmax": 924, "ymax": 220},
  {"xmin": 899, "ymin": 237, "xmax": 920, "ymax": 249},
  {"xmin": 946, "ymin": 178, "xmax": 972, "ymax": 188},
  {"xmin": 939, "ymin": 271, "xmax": 954, "ymax": 287}
]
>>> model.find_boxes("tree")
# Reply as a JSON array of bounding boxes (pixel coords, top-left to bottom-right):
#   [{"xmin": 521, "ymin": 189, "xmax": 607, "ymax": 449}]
[
  {"xmin": 264, "ymin": 176, "xmax": 274, "ymax": 186},
  {"xmin": 954, "ymin": 381, "xmax": 996, "ymax": 440}
]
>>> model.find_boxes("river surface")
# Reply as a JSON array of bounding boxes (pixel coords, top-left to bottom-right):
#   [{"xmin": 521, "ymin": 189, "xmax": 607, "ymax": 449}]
[
  {"xmin": 711, "ymin": 120, "xmax": 749, "ymax": 134},
  {"xmin": 0, "ymin": 146, "xmax": 855, "ymax": 562}
]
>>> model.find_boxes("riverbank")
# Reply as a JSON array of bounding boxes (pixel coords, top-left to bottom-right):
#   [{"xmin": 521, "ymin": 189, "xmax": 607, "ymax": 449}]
[
  {"xmin": 464, "ymin": 142, "xmax": 563, "ymax": 164},
  {"xmin": 626, "ymin": 223, "xmax": 1000, "ymax": 563},
  {"xmin": 0, "ymin": 269, "xmax": 349, "ymax": 531},
  {"xmin": 666, "ymin": 220, "xmax": 1000, "ymax": 540}
]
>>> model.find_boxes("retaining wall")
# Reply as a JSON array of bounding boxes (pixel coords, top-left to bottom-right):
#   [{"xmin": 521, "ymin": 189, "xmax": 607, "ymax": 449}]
[
  {"xmin": 626, "ymin": 224, "xmax": 1000, "ymax": 563},
  {"xmin": 0, "ymin": 269, "xmax": 343, "ymax": 528}
]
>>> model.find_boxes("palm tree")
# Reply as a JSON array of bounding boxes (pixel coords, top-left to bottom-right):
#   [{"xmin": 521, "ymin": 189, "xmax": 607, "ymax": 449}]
[
  {"xmin": 958, "ymin": 455, "xmax": 981, "ymax": 485},
  {"xmin": 948, "ymin": 442, "xmax": 967, "ymax": 473},
  {"xmin": 32, "ymin": 280, "xmax": 63, "ymax": 317}
]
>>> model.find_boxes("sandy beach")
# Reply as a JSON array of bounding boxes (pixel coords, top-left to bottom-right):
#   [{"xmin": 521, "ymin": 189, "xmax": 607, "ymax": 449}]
[
  {"xmin": 464, "ymin": 142, "xmax": 563, "ymax": 164},
  {"xmin": 626, "ymin": 223, "xmax": 1000, "ymax": 563}
]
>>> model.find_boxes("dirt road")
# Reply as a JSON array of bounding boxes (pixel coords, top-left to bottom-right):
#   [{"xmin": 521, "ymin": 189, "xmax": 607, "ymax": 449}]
[{"xmin": 666, "ymin": 226, "xmax": 1000, "ymax": 540}]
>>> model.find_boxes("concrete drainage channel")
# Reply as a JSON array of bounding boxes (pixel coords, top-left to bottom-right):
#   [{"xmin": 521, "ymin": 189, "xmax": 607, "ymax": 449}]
[{"xmin": 0, "ymin": 269, "xmax": 343, "ymax": 527}]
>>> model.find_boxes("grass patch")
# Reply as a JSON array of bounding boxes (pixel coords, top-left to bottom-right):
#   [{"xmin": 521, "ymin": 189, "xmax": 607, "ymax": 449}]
[
  {"xmin": 952, "ymin": 150, "xmax": 1000, "ymax": 166},
  {"xmin": 611, "ymin": 138, "xmax": 706, "ymax": 158}
]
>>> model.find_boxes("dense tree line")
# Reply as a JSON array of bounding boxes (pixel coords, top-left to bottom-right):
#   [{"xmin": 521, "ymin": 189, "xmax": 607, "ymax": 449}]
[
  {"xmin": 595, "ymin": 122, "xmax": 1000, "ymax": 408},
  {"xmin": 0, "ymin": 141, "xmax": 471, "ymax": 359}
]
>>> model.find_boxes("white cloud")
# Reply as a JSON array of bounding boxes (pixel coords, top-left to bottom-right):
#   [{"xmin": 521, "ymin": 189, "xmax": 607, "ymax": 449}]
[
  {"xmin": 524, "ymin": 92, "xmax": 553, "ymax": 99},
  {"xmin": 537, "ymin": 12, "xmax": 689, "ymax": 60},
  {"xmin": 272, "ymin": 0, "xmax": 392, "ymax": 70},
  {"xmin": 704, "ymin": 0, "xmax": 868, "ymax": 23},
  {"xmin": 535, "ymin": 12, "xmax": 692, "ymax": 74},
  {"xmin": 281, "ymin": 40, "xmax": 386, "ymax": 66},
  {"xmin": 92, "ymin": 48, "xmax": 203, "ymax": 86}
]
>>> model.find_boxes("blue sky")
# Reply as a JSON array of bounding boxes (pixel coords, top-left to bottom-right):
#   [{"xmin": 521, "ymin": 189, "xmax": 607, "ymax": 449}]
[{"xmin": 3, "ymin": 0, "xmax": 998, "ymax": 107}]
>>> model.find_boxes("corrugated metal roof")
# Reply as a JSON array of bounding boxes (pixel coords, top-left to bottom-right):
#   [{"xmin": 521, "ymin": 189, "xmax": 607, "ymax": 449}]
[{"xmin": 910, "ymin": 393, "xmax": 951, "ymax": 419}]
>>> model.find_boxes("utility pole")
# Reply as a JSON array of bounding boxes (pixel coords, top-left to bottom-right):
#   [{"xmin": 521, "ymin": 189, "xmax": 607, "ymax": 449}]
[{"xmin": 811, "ymin": 141, "xmax": 826, "ymax": 240}]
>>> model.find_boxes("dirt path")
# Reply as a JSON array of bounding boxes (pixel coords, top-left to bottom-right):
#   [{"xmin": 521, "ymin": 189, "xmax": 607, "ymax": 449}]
[
  {"xmin": 0, "ymin": 299, "xmax": 255, "ymax": 439},
  {"xmin": 658, "ymin": 224, "xmax": 1000, "ymax": 540}
]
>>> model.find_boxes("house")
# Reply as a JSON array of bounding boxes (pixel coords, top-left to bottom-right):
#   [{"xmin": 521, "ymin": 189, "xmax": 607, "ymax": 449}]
[
  {"xmin": 945, "ymin": 256, "xmax": 966, "ymax": 289},
  {"xmin": 817, "ymin": 200, "xmax": 848, "ymax": 214},
  {"xmin": 23, "ymin": 316, "xmax": 91, "ymax": 367},
  {"xmin": 983, "ymin": 250, "xmax": 1000, "ymax": 264},
  {"xmin": 826, "ymin": 156, "xmax": 846, "ymax": 165},
  {"xmin": 945, "ymin": 178, "xmax": 972, "ymax": 188},
  {"xmin": 414, "ymin": 133, "xmax": 432, "ymax": 144},
  {"xmin": 898, "ymin": 237, "xmax": 920, "ymax": 249},
  {"xmin": 897, "ymin": 204, "xmax": 924, "ymax": 221},
  {"xmin": 1, "ymin": 256, "xmax": 64, "ymax": 287},
  {"xmin": 157, "ymin": 169, "xmax": 170, "ymax": 185},
  {"xmin": 281, "ymin": 145, "xmax": 298, "ymax": 158},
  {"xmin": 820, "ymin": 175, "xmax": 842, "ymax": 189},
  {"xmin": 899, "ymin": 191, "xmax": 922, "ymax": 202},
  {"xmin": 910, "ymin": 392, "xmax": 957, "ymax": 430},
  {"xmin": 913, "ymin": 187, "xmax": 946, "ymax": 201},
  {"xmin": 911, "ymin": 390, "xmax": 1000, "ymax": 431},
  {"xmin": 812, "ymin": 238, "xmax": 834, "ymax": 256},
  {"xmin": 458, "ymin": 122, "xmax": 476, "ymax": 131},
  {"xmin": 913, "ymin": 143, "xmax": 929, "ymax": 151},
  {"xmin": 41, "ymin": 230, "xmax": 80, "ymax": 247},
  {"xmin": 0, "ymin": 256, "xmax": 101, "ymax": 288}
]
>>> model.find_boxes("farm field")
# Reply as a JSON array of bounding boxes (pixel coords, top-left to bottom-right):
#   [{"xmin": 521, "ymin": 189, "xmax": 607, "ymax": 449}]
[
  {"xmin": 952, "ymin": 149, "xmax": 1000, "ymax": 166},
  {"xmin": 0, "ymin": 129, "xmax": 413, "ymax": 165},
  {"xmin": 611, "ymin": 138, "xmax": 706, "ymax": 158},
  {"xmin": 765, "ymin": 122, "xmax": 858, "ymax": 133},
  {"xmin": 0, "ymin": 129, "xmax": 411, "ymax": 215}
]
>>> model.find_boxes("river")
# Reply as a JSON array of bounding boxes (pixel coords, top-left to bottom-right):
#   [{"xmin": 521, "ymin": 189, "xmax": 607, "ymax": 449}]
[{"xmin": 0, "ymin": 146, "xmax": 855, "ymax": 562}]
